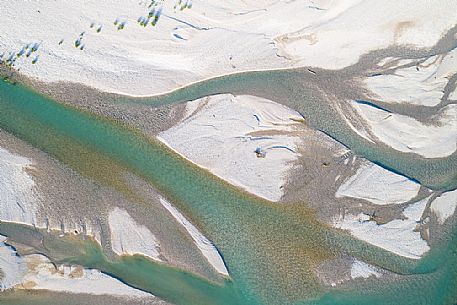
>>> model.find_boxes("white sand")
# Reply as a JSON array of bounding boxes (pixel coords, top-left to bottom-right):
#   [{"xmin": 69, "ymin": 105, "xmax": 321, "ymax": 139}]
[
  {"xmin": 2, "ymin": 1, "xmax": 456, "ymax": 95},
  {"xmin": 0, "ymin": 147, "xmax": 38, "ymax": 225},
  {"xmin": 336, "ymin": 160, "xmax": 420, "ymax": 205},
  {"xmin": 334, "ymin": 197, "xmax": 430, "ymax": 259},
  {"xmin": 18, "ymin": 254, "xmax": 151, "ymax": 297},
  {"xmin": 275, "ymin": 1, "xmax": 457, "ymax": 70},
  {"xmin": 0, "ymin": 0, "xmax": 287, "ymax": 96},
  {"xmin": 350, "ymin": 259, "xmax": 381, "ymax": 280},
  {"xmin": 350, "ymin": 101, "xmax": 457, "ymax": 158},
  {"xmin": 0, "ymin": 147, "xmax": 102, "ymax": 245},
  {"xmin": 430, "ymin": 189, "xmax": 457, "ymax": 225},
  {"xmin": 336, "ymin": 105, "xmax": 375, "ymax": 144},
  {"xmin": 365, "ymin": 49, "xmax": 457, "ymax": 106},
  {"xmin": 108, "ymin": 208, "xmax": 161, "ymax": 261},
  {"xmin": 0, "ymin": 236, "xmax": 27, "ymax": 291},
  {"xmin": 158, "ymin": 94, "xmax": 305, "ymax": 202},
  {"xmin": 159, "ymin": 197, "xmax": 228, "ymax": 276},
  {"xmin": 1, "ymin": 236, "xmax": 150, "ymax": 297}
]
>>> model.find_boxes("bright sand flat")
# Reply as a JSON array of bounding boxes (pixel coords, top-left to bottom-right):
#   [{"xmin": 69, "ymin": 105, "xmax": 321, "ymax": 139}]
[
  {"xmin": 2, "ymin": 1, "xmax": 457, "ymax": 95},
  {"xmin": 0, "ymin": 235, "xmax": 26, "ymax": 291},
  {"xmin": 108, "ymin": 207, "xmax": 162, "ymax": 261},
  {"xmin": 350, "ymin": 259, "xmax": 381, "ymax": 280},
  {"xmin": 364, "ymin": 49, "xmax": 457, "ymax": 107},
  {"xmin": 158, "ymin": 94, "xmax": 305, "ymax": 202},
  {"xmin": 333, "ymin": 196, "xmax": 430, "ymax": 259},
  {"xmin": 0, "ymin": 235, "xmax": 151, "ymax": 297},
  {"xmin": 336, "ymin": 160, "xmax": 421, "ymax": 205},
  {"xmin": 0, "ymin": 147, "xmax": 37, "ymax": 225},
  {"xmin": 18, "ymin": 254, "xmax": 151, "ymax": 297},
  {"xmin": 159, "ymin": 197, "xmax": 228, "ymax": 276},
  {"xmin": 350, "ymin": 101, "xmax": 457, "ymax": 158},
  {"xmin": 430, "ymin": 189, "xmax": 457, "ymax": 225}
]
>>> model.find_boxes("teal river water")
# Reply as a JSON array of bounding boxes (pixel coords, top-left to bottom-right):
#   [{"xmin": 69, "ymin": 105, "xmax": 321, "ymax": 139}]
[
  {"xmin": 0, "ymin": 76, "xmax": 456, "ymax": 305},
  {"xmin": 124, "ymin": 69, "xmax": 457, "ymax": 191}
]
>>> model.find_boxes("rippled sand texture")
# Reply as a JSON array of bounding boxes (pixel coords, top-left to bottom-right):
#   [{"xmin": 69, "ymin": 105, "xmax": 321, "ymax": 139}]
[{"xmin": 1, "ymin": 1, "xmax": 457, "ymax": 305}]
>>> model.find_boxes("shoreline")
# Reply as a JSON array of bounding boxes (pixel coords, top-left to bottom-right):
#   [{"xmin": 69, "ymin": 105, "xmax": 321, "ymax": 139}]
[
  {"xmin": 1, "ymin": 3, "xmax": 457, "ymax": 301},
  {"xmin": 2, "ymin": 1, "xmax": 457, "ymax": 97},
  {"xmin": 0, "ymin": 63, "xmax": 456, "ymax": 302},
  {"xmin": 0, "ymin": 127, "xmax": 227, "ymax": 285},
  {"xmin": 157, "ymin": 93, "xmax": 307, "ymax": 202}
]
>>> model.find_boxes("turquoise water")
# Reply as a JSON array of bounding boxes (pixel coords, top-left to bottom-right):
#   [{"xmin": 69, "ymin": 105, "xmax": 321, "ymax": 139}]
[
  {"xmin": 122, "ymin": 69, "xmax": 457, "ymax": 191},
  {"xmin": 0, "ymin": 78, "xmax": 456, "ymax": 305},
  {"xmin": 0, "ymin": 222, "xmax": 244, "ymax": 305}
]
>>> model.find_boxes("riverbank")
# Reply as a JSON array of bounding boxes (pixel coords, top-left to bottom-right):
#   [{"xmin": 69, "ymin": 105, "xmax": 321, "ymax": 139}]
[
  {"xmin": 1, "ymin": 73, "xmax": 457, "ymax": 305},
  {"xmin": 2, "ymin": 0, "xmax": 457, "ymax": 96}
]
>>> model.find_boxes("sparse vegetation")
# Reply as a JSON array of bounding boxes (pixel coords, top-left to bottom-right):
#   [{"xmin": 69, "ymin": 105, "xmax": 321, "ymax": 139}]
[
  {"xmin": 118, "ymin": 21, "xmax": 126, "ymax": 30},
  {"xmin": 174, "ymin": 0, "xmax": 192, "ymax": 11},
  {"xmin": 0, "ymin": 0, "xmax": 195, "ymax": 74},
  {"xmin": 136, "ymin": 0, "xmax": 192, "ymax": 28},
  {"xmin": 1, "ymin": 41, "xmax": 42, "ymax": 69}
]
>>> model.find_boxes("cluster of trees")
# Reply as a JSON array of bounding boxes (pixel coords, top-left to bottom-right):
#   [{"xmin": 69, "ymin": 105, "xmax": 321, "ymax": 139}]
[
  {"xmin": 114, "ymin": 18, "xmax": 127, "ymax": 30},
  {"xmin": 1, "ymin": 0, "xmax": 196, "ymax": 70},
  {"xmin": 174, "ymin": 0, "xmax": 192, "ymax": 11},
  {"xmin": 90, "ymin": 22, "xmax": 103, "ymax": 33},
  {"xmin": 74, "ymin": 32, "xmax": 85, "ymax": 50},
  {"xmin": 0, "ymin": 42, "xmax": 40, "ymax": 67},
  {"xmin": 138, "ymin": 3, "xmax": 163, "ymax": 27},
  {"xmin": 138, "ymin": 0, "xmax": 193, "ymax": 27}
]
